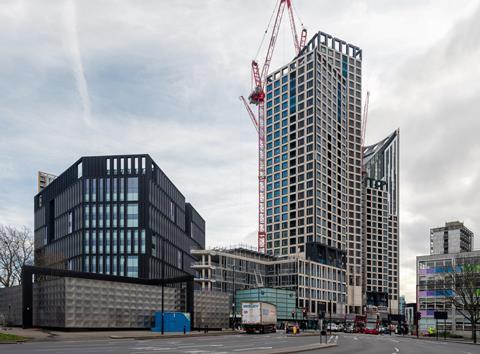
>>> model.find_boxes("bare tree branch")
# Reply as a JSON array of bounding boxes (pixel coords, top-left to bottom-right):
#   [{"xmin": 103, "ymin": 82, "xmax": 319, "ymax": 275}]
[
  {"xmin": 0, "ymin": 225, "xmax": 33, "ymax": 287},
  {"xmin": 445, "ymin": 261, "xmax": 480, "ymax": 343}
]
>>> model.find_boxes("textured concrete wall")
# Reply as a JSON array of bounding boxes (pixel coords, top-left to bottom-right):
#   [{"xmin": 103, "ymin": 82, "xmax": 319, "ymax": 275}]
[
  {"xmin": 0, "ymin": 285, "xmax": 23, "ymax": 326},
  {"xmin": 194, "ymin": 290, "xmax": 229, "ymax": 329},
  {"xmin": 1, "ymin": 279, "xmax": 229, "ymax": 329},
  {"xmin": 63, "ymin": 277, "xmax": 180, "ymax": 328}
]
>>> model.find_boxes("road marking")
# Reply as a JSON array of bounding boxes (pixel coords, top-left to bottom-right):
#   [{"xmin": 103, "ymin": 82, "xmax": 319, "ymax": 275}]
[
  {"xmin": 177, "ymin": 344, "xmax": 224, "ymax": 348},
  {"xmin": 353, "ymin": 337, "xmax": 358, "ymax": 340},
  {"xmin": 132, "ymin": 348, "xmax": 174, "ymax": 352},
  {"xmin": 232, "ymin": 347, "xmax": 273, "ymax": 352},
  {"xmin": 390, "ymin": 339, "xmax": 399, "ymax": 343}
]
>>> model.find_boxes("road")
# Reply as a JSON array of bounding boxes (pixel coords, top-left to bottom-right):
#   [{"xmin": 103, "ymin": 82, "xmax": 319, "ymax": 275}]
[
  {"xmin": 311, "ymin": 333, "xmax": 478, "ymax": 354},
  {"xmin": 0, "ymin": 332, "xmax": 477, "ymax": 354}
]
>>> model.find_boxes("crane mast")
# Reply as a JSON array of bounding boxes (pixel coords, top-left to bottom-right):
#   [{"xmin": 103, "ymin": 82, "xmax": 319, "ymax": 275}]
[{"xmin": 240, "ymin": 0, "xmax": 307, "ymax": 253}]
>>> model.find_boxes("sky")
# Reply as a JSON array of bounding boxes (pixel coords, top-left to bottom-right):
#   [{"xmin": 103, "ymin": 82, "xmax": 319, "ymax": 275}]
[{"xmin": 1, "ymin": 0, "xmax": 480, "ymax": 303}]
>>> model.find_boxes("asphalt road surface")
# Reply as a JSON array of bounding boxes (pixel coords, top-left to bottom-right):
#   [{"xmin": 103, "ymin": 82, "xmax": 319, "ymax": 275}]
[
  {"xmin": 312, "ymin": 333, "xmax": 478, "ymax": 354},
  {"xmin": 1, "ymin": 332, "xmax": 478, "ymax": 354}
]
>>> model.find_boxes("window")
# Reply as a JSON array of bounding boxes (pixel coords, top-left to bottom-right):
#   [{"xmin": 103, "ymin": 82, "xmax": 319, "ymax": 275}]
[
  {"xmin": 119, "ymin": 204, "xmax": 124, "ymax": 227},
  {"xmin": 169, "ymin": 200, "xmax": 176, "ymax": 222},
  {"xmin": 84, "ymin": 179, "xmax": 90, "ymax": 202},
  {"xmin": 105, "ymin": 230, "xmax": 110, "ymax": 253},
  {"xmin": 77, "ymin": 162, "xmax": 83, "ymax": 178},
  {"xmin": 91, "ymin": 231, "xmax": 96, "ymax": 253},
  {"xmin": 127, "ymin": 256, "xmax": 138, "ymax": 277},
  {"xmin": 141, "ymin": 230, "xmax": 146, "ymax": 254},
  {"xmin": 84, "ymin": 205, "xmax": 89, "ymax": 228},
  {"xmin": 68, "ymin": 211, "xmax": 73, "ymax": 234},
  {"xmin": 119, "ymin": 178, "xmax": 124, "ymax": 201},
  {"xmin": 127, "ymin": 177, "xmax": 138, "ymax": 201},
  {"xmin": 141, "ymin": 157, "xmax": 146, "ymax": 174},
  {"xmin": 127, "ymin": 204, "xmax": 138, "ymax": 227},
  {"xmin": 120, "ymin": 230, "xmax": 124, "ymax": 253},
  {"xmin": 112, "ymin": 205, "xmax": 117, "ymax": 227},
  {"xmin": 98, "ymin": 205, "xmax": 103, "ymax": 227},
  {"xmin": 177, "ymin": 250, "xmax": 183, "ymax": 270},
  {"xmin": 98, "ymin": 230, "xmax": 103, "ymax": 253},
  {"xmin": 113, "ymin": 178, "xmax": 117, "ymax": 201},
  {"xmin": 91, "ymin": 205, "xmax": 96, "ymax": 228},
  {"xmin": 106, "ymin": 158, "xmax": 110, "ymax": 174},
  {"xmin": 105, "ymin": 179, "xmax": 110, "ymax": 201},
  {"xmin": 84, "ymin": 231, "xmax": 90, "ymax": 253},
  {"xmin": 98, "ymin": 178, "xmax": 103, "ymax": 202},
  {"xmin": 133, "ymin": 230, "xmax": 138, "ymax": 253},
  {"xmin": 91, "ymin": 179, "xmax": 96, "ymax": 202}
]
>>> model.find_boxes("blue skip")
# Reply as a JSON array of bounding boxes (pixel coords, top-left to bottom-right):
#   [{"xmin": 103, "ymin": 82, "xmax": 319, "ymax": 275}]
[{"xmin": 151, "ymin": 312, "xmax": 191, "ymax": 333}]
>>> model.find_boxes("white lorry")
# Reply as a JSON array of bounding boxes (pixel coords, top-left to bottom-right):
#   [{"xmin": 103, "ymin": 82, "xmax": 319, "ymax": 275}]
[{"xmin": 241, "ymin": 302, "xmax": 277, "ymax": 334}]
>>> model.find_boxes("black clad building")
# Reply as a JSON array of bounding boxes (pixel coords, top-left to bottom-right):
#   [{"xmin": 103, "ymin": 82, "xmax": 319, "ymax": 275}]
[{"xmin": 34, "ymin": 154, "xmax": 205, "ymax": 279}]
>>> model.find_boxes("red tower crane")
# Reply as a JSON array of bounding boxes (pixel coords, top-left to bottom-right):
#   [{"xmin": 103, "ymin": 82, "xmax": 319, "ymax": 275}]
[{"xmin": 240, "ymin": 0, "xmax": 307, "ymax": 253}]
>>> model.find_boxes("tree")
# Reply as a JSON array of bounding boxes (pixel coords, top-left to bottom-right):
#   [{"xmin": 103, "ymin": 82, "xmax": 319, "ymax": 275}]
[
  {"xmin": 0, "ymin": 225, "xmax": 33, "ymax": 287},
  {"xmin": 445, "ymin": 261, "xmax": 480, "ymax": 343}
]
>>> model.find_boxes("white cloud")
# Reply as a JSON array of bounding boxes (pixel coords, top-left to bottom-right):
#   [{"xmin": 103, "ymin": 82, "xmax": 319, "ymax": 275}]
[
  {"xmin": 63, "ymin": 0, "xmax": 91, "ymax": 125},
  {"xmin": 1, "ymin": 0, "xmax": 479, "ymax": 304}
]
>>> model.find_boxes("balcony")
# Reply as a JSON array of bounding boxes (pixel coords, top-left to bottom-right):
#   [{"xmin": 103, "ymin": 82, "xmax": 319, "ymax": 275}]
[{"xmin": 191, "ymin": 261, "xmax": 216, "ymax": 269}]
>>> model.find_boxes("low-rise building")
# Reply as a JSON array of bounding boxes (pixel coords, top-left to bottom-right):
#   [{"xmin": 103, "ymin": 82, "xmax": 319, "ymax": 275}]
[
  {"xmin": 191, "ymin": 246, "xmax": 347, "ymax": 320},
  {"xmin": 416, "ymin": 250, "xmax": 480, "ymax": 336}
]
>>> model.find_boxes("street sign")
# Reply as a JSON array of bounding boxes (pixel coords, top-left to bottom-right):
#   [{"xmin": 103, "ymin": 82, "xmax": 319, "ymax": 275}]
[{"xmin": 434, "ymin": 311, "xmax": 447, "ymax": 320}]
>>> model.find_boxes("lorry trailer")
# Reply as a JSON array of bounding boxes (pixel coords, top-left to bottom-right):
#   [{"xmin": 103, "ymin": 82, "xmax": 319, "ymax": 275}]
[{"xmin": 241, "ymin": 302, "xmax": 277, "ymax": 334}]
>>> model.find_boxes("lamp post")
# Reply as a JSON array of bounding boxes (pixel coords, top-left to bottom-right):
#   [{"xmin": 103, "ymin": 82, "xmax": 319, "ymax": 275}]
[
  {"xmin": 231, "ymin": 261, "xmax": 236, "ymax": 330},
  {"xmin": 329, "ymin": 299, "xmax": 332, "ymax": 336}
]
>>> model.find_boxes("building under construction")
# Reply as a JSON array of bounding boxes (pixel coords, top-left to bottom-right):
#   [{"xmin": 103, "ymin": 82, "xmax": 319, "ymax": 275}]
[{"xmin": 241, "ymin": 0, "xmax": 399, "ymax": 317}]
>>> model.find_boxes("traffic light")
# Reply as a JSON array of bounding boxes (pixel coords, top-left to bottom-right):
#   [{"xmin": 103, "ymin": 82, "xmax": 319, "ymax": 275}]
[
  {"xmin": 416, "ymin": 312, "xmax": 422, "ymax": 321},
  {"xmin": 291, "ymin": 310, "xmax": 295, "ymax": 319},
  {"xmin": 302, "ymin": 308, "xmax": 307, "ymax": 319}
]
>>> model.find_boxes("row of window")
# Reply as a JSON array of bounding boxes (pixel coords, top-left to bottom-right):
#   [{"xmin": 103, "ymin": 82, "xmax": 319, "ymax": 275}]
[
  {"xmin": 84, "ymin": 177, "xmax": 138, "ymax": 203},
  {"xmin": 83, "ymin": 229, "xmax": 146, "ymax": 254},
  {"xmin": 84, "ymin": 255, "xmax": 138, "ymax": 277},
  {"xmin": 106, "ymin": 156, "xmax": 146, "ymax": 175},
  {"xmin": 83, "ymin": 203, "xmax": 138, "ymax": 228}
]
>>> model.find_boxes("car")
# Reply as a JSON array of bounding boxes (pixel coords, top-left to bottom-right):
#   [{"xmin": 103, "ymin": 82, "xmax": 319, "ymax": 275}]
[
  {"xmin": 337, "ymin": 323, "xmax": 344, "ymax": 331},
  {"xmin": 344, "ymin": 323, "xmax": 355, "ymax": 333},
  {"xmin": 327, "ymin": 323, "xmax": 338, "ymax": 332},
  {"xmin": 378, "ymin": 325, "xmax": 390, "ymax": 334},
  {"xmin": 285, "ymin": 322, "xmax": 300, "ymax": 334},
  {"xmin": 364, "ymin": 323, "xmax": 379, "ymax": 335}
]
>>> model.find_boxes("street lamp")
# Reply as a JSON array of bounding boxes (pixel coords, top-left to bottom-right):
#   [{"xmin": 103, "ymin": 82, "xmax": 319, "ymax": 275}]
[
  {"xmin": 329, "ymin": 299, "xmax": 332, "ymax": 336},
  {"xmin": 231, "ymin": 261, "xmax": 236, "ymax": 330}
]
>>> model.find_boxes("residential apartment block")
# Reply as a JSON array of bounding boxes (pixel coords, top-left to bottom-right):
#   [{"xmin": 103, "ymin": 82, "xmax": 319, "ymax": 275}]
[
  {"xmin": 192, "ymin": 246, "xmax": 347, "ymax": 319},
  {"xmin": 430, "ymin": 221, "xmax": 473, "ymax": 255},
  {"xmin": 263, "ymin": 30, "xmax": 363, "ymax": 315},
  {"xmin": 362, "ymin": 130, "xmax": 400, "ymax": 313}
]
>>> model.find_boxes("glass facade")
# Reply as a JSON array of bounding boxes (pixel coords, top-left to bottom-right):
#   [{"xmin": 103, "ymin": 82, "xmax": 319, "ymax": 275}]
[{"xmin": 34, "ymin": 155, "xmax": 205, "ymax": 280}]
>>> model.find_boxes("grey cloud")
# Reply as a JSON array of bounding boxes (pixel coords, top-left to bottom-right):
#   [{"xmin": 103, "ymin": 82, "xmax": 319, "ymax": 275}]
[{"xmin": 1, "ymin": 0, "xmax": 479, "ymax": 303}]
